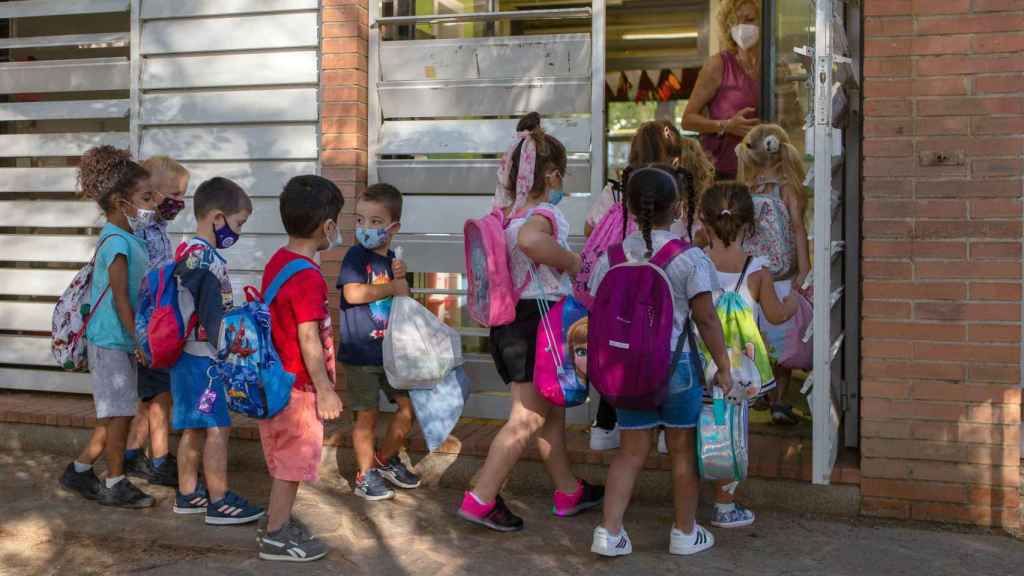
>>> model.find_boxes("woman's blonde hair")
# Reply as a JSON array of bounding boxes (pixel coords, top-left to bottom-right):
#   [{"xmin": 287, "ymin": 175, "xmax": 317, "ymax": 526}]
[
  {"xmin": 717, "ymin": 0, "xmax": 762, "ymax": 53},
  {"xmin": 736, "ymin": 124, "xmax": 807, "ymax": 212}
]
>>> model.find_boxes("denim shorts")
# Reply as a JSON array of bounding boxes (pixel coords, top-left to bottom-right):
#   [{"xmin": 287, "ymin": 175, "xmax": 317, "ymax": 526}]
[
  {"xmin": 616, "ymin": 351, "xmax": 704, "ymax": 430},
  {"xmin": 170, "ymin": 352, "xmax": 231, "ymax": 430}
]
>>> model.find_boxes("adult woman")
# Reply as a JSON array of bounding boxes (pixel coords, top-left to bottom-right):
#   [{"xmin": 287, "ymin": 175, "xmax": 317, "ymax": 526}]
[{"xmin": 683, "ymin": 0, "xmax": 762, "ymax": 180}]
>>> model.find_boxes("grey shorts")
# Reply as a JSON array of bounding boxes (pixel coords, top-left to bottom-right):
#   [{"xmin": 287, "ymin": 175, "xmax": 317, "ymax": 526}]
[
  {"xmin": 343, "ymin": 364, "xmax": 406, "ymax": 413},
  {"xmin": 87, "ymin": 343, "xmax": 139, "ymax": 419}
]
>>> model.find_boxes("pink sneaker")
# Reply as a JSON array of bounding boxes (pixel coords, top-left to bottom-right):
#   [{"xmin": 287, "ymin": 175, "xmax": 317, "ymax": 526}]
[
  {"xmin": 552, "ymin": 480, "xmax": 605, "ymax": 517},
  {"xmin": 457, "ymin": 492, "xmax": 524, "ymax": 532}
]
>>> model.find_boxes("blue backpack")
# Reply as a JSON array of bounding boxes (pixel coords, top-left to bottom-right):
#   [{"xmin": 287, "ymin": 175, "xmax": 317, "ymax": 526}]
[
  {"xmin": 135, "ymin": 245, "xmax": 204, "ymax": 369},
  {"xmin": 214, "ymin": 259, "xmax": 317, "ymax": 419}
]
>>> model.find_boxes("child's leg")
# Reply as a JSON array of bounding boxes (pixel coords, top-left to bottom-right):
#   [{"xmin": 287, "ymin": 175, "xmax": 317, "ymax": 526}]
[
  {"xmin": 177, "ymin": 428, "xmax": 203, "ymax": 494},
  {"xmin": 666, "ymin": 427, "xmax": 699, "ymax": 533},
  {"xmin": 714, "ymin": 480, "xmax": 735, "ymax": 505},
  {"xmin": 126, "ymin": 404, "xmax": 150, "ymax": 454},
  {"xmin": 535, "ymin": 403, "xmax": 579, "ymax": 494},
  {"xmin": 471, "ymin": 381, "xmax": 551, "ymax": 503},
  {"xmin": 773, "ymin": 365, "xmax": 791, "ymax": 405},
  {"xmin": 353, "ymin": 409, "xmax": 378, "ymax": 476},
  {"xmin": 378, "ymin": 395, "xmax": 414, "ymax": 462},
  {"xmin": 103, "ymin": 416, "xmax": 132, "ymax": 478},
  {"xmin": 266, "ymin": 478, "xmax": 300, "ymax": 533},
  {"xmin": 76, "ymin": 425, "xmax": 107, "ymax": 465},
  {"xmin": 147, "ymin": 392, "xmax": 172, "ymax": 459},
  {"xmin": 203, "ymin": 426, "xmax": 230, "ymax": 501},
  {"xmin": 601, "ymin": 429, "xmax": 653, "ymax": 534}
]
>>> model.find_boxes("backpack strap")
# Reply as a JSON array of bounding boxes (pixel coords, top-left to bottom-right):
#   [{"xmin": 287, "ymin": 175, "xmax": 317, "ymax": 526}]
[
  {"xmin": 733, "ymin": 256, "xmax": 754, "ymax": 292},
  {"xmin": 607, "ymin": 244, "xmax": 627, "ymax": 266},
  {"xmin": 264, "ymin": 259, "xmax": 318, "ymax": 306},
  {"xmin": 664, "ymin": 317, "xmax": 702, "ymax": 389},
  {"xmin": 649, "ymin": 238, "xmax": 690, "ymax": 270}
]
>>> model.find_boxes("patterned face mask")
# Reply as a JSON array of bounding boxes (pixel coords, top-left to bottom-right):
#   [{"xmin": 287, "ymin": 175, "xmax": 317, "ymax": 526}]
[
  {"xmin": 355, "ymin": 224, "xmax": 395, "ymax": 250},
  {"xmin": 157, "ymin": 197, "xmax": 185, "ymax": 221}
]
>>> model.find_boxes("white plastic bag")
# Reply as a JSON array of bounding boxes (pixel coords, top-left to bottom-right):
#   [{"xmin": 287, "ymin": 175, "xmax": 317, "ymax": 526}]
[
  {"xmin": 410, "ymin": 366, "xmax": 471, "ymax": 452},
  {"xmin": 383, "ymin": 296, "xmax": 460, "ymax": 390}
]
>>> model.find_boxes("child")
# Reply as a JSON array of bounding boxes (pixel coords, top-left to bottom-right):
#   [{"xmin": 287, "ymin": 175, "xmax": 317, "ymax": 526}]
[
  {"xmin": 59, "ymin": 146, "xmax": 157, "ymax": 508},
  {"xmin": 589, "ymin": 165, "xmax": 732, "ymax": 557},
  {"xmin": 124, "ymin": 156, "xmax": 190, "ymax": 486},
  {"xmin": 700, "ymin": 181, "xmax": 799, "ymax": 528},
  {"xmin": 736, "ymin": 124, "xmax": 810, "ymax": 425},
  {"xmin": 337, "ymin": 182, "xmax": 420, "ymax": 500},
  {"xmin": 458, "ymin": 112, "xmax": 603, "ymax": 532},
  {"xmin": 672, "ymin": 137, "xmax": 717, "ymax": 246},
  {"xmin": 257, "ymin": 175, "xmax": 345, "ymax": 562},
  {"xmin": 171, "ymin": 177, "xmax": 263, "ymax": 525}
]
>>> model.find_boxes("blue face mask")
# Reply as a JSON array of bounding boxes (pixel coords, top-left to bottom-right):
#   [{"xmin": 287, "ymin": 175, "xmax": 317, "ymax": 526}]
[
  {"xmin": 355, "ymin": 226, "xmax": 391, "ymax": 250},
  {"xmin": 548, "ymin": 190, "xmax": 565, "ymax": 206},
  {"xmin": 213, "ymin": 217, "xmax": 239, "ymax": 249}
]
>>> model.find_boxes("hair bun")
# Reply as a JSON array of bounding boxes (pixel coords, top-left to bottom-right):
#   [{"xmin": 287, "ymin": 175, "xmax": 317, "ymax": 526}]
[
  {"xmin": 516, "ymin": 111, "xmax": 542, "ymax": 133},
  {"xmin": 763, "ymin": 134, "xmax": 781, "ymax": 155}
]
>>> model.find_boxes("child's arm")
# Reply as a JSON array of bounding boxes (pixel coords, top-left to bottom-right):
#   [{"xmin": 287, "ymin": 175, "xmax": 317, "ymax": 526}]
[
  {"xmin": 107, "ymin": 255, "xmax": 136, "ymax": 345},
  {"xmin": 753, "ymin": 269, "xmax": 798, "ymax": 325},
  {"xmin": 297, "ymin": 320, "xmax": 343, "ymax": 420},
  {"xmin": 343, "ymin": 279, "xmax": 407, "ymax": 305},
  {"xmin": 690, "ymin": 292, "xmax": 732, "ymax": 392},
  {"xmin": 176, "ymin": 264, "xmax": 226, "ymax": 348},
  {"xmin": 784, "ymin": 184, "xmax": 811, "ymax": 288},
  {"xmin": 518, "ymin": 214, "xmax": 581, "ymax": 274}
]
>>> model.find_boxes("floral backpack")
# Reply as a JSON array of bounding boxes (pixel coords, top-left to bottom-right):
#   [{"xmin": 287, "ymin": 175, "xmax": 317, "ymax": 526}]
[{"xmin": 51, "ymin": 236, "xmax": 115, "ymax": 371}]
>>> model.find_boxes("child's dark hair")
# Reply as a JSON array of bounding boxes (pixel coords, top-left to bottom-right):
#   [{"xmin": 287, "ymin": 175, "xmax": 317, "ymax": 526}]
[
  {"xmin": 280, "ymin": 175, "xmax": 344, "ymax": 238},
  {"xmin": 78, "ymin": 145, "xmax": 149, "ymax": 212},
  {"xmin": 193, "ymin": 177, "xmax": 252, "ymax": 219},
  {"xmin": 626, "ymin": 164, "xmax": 693, "ymax": 259},
  {"xmin": 627, "ymin": 120, "xmax": 682, "ymax": 168},
  {"xmin": 505, "ymin": 112, "xmax": 568, "ymax": 202},
  {"xmin": 362, "ymin": 182, "xmax": 403, "ymax": 222},
  {"xmin": 700, "ymin": 181, "xmax": 755, "ymax": 247}
]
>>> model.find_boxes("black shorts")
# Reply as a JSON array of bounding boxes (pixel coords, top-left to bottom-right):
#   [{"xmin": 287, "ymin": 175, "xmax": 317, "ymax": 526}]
[
  {"xmin": 138, "ymin": 365, "xmax": 171, "ymax": 402},
  {"xmin": 488, "ymin": 299, "xmax": 549, "ymax": 385}
]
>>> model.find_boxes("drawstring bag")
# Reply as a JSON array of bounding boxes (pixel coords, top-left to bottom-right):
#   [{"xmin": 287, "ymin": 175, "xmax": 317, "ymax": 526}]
[
  {"xmin": 779, "ymin": 290, "xmax": 813, "ymax": 371},
  {"xmin": 383, "ymin": 296, "xmax": 459, "ymax": 390}
]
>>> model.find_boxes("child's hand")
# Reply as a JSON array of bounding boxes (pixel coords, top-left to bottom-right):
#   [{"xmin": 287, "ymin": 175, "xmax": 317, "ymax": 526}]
[
  {"xmin": 568, "ymin": 252, "xmax": 583, "ymax": 276},
  {"xmin": 792, "ymin": 270, "xmax": 809, "ymax": 291},
  {"xmin": 714, "ymin": 369, "xmax": 732, "ymax": 394},
  {"xmin": 392, "ymin": 278, "xmax": 411, "ymax": 297},
  {"xmin": 134, "ymin": 347, "xmax": 148, "ymax": 367},
  {"xmin": 392, "ymin": 259, "xmax": 407, "ymax": 280},
  {"xmin": 316, "ymin": 388, "xmax": 344, "ymax": 421}
]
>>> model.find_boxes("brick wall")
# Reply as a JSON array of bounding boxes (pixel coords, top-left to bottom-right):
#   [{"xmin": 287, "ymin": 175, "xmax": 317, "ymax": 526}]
[{"xmin": 860, "ymin": 0, "xmax": 1022, "ymax": 528}]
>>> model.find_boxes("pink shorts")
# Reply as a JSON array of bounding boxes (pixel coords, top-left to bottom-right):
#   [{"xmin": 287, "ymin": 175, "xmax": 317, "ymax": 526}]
[{"xmin": 258, "ymin": 388, "xmax": 324, "ymax": 483}]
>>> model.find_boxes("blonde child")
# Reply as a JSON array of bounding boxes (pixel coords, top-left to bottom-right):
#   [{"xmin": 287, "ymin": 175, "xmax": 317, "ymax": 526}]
[
  {"xmin": 458, "ymin": 112, "xmax": 602, "ymax": 532},
  {"xmin": 736, "ymin": 124, "xmax": 810, "ymax": 425},
  {"xmin": 589, "ymin": 165, "xmax": 732, "ymax": 557}
]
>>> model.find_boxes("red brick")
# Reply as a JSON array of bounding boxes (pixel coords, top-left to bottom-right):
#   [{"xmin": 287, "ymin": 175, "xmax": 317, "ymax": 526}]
[
  {"xmin": 916, "ymin": 201, "xmax": 967, "ymax": 219},
  {"xmin": 861, "ymin": 360, "xmax": 965, "ymax": 382},
  {"xmin": 863, "ymin": 157, "xmax": 916, "ymax": 177},
  {"xmin": 912, "ymin": 421, "xmax": 1019, "ymax": 445},
  {"xmin": 862, "ymin": 319, "xmax": 965, "ymax": 341},
  {"xmin": 862, "ymin": 239, "xmax": 912, "ymax": 259},
  {"xmin": 968, "ymin": 363, "xmax": 1021, "ymax": 384},
  {"xmin": 863, "ymin": 199, "xmax": 913, "ymax": 219},
  {"xmin": 975, "ymin": 74, "xmax": 1024, "ymax": 94},
  {"xmin": 862, "ymin": 497, "xmax": 911, "ymax": 519},
  {"xmin": 916, "ymin": 13, "xmax": 1024, "ymax": 34},
  {"xmin": 916, "ymin": 54, "xmax": 1024, "ymax": 76},
  {"xmin": 863, "ymin": 139, "xmax": 915, "ymax": 158},
  {"xmin": 913, "ymin": 77, "xmax": 970, "ymax": 96},
  {"xmin": 323, "ymin": 20, "xmax": 367, "ymax": 39},
  {"xmin": 321, "ymin": 117, "xmax": 367, "ymax": 134},
  {"xmin": 914, "ymin": 116, "xmax": 970, "ymax": 136},
  {"xmin": 321, "ymin": 149, "xmax": 368, "ymax": 166},
  {"xmin": 865, "ymin": 16, "xmax": 915, "ymax": 36},
  {"xmin": 968, "ymin": 281, "xmax": 1022, "ymax": 301},
  {"xmin": 864, "ymin": 178, "xmax": 915, "ymax": 198},
  {"xmin": 322, "ymin": 102, "xmax": 368, "ymax": 118},
  {"xmin": 915, "ymin": 178, "xmax": 1021, "ymax": 198},
  {"xmin": 321, "ymin": 85, "xmax": 368, "ymax": 103},
  {"xmin": 862, "ymin": 419, "xmax": 913, "ymax": 440},
  {"xmin": 917, "ymin": 96, "xmax": 1023, "ymax": 117},
  {"xmin": 321, "ymin": 69, "xmax": 367, "ymax": 87},
  {"xmin": 914, "ymin": 220, "xmax": 1021, "ymax": 239},
  {"xmin": 863, "ymin": 339, "xmax": 916, "ymax": 359},
  {"xmin": 912, "ymin": 35, "xmax": 971, "ymax": 55},
  {"xmin": 913, "ymin": 342, "xmax": 1019, "ymax": 364},
  {"xmin": 864, "ymin": 57, "xmax": 913, "ymax": 78},
  {"xmin": 918, "ymin": 137, "xmax": 1024, "ymax": 159},
  {"xmin": 972, "ymin": 158, "xmax": 1023, "ymax": 178},
  {"xmin": 966, "ymin": 443, "xmax": 1020, "ymax": 465},
  {"xmin": 913, "ymin": 240, "xmax": 967, "ymax": 259},
  {"xmin": 322, "ymin": 53, "xmax": 367, "ymax": 71},
  {"xmin": 974, "ymin": 0, "xmax": 1024, "ymax": 11},
  {"xmin": 967, "ymin": 323, "xmax": 1021, "ymax": 343},
  {"xmin": 322, "ymin": 37, "xmax": 367, "ymax": 55},
  {"xmin": 861, "ymin": 378, "xmax": 913, "ymax": 399},
  {"xmin": 972, "ymin": 116, "xmax": 1024, "ymax": 135},
  {"xmin": 911, "ymin": 381, "xmax": 1021, "ymax": 403},
  {"xmin": 862, "ymin": 281, "xmax": 966, "ymax": 300},
  {"xmin": 970, "ymin": 241, "xmax": 1022, "ymax": 259},
  {"xmin": 967, "ymin": 485, "xmax": 1022, "ymax": 509},
  {"xmin": 322, "ymin": 4, "xmax": 367, "ymax": 22},
  {"xmin": 864, "ymin": 117, "xmax": 914, "ymax": 138},
  {"xmin": 911, "ymin": 0, "xmax": 971, "ymax": 13},
  {"xmin": 916, "ymin": 261, "xmax": 1020, "ymax": 280},
  {"xmin": 321, "ymin": 132, "xmax": 366, "ymax": 150},
  {"xmin": 865, "ymin": 0, "xmax": 913, "ymax": 16},
  {"xmin": 862, "ymin": 478, "xmax": 966, "ymax": 503},
  {"xmin": 863, "ymin": 300, "xmax": 913, "ymax": 318},
  {"xmin": 973, "ymin": 33, "xmax": 1024, "ymax": 55},
  {"xmin": 862, "ymin": 260, "xmax": 913, "ymax": 280}
]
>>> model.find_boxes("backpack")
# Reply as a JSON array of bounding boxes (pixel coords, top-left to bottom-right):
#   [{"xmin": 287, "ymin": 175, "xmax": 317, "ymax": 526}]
[
  {"xmin": 136, "ymin": 258, "xmax": 198, "ymax": 370},
  {"xmin": 533, "ymin": 295, "xmax": 590, "ymax": 407},
  {"xmin": 698, "ymin": 257, "xmax": 775, "ymax": 402},
  {"xmin": 213, "ymin": 259, "xmax": 316, "ymax": 419},
  {"xmin": 587, "ymin": 239, "xmax": 690, "ymax": 410},
  {"xmin": 697, "ymin": 386, "xmax": 749, "ymax": 481},
  {"xmin": 574, "ymin": 180, "xmax": 636, "ymax": 309},
  {"xmin": 779, "ymin": 290, "xmax": 813, "ymax": 371},
  {"xmin": 383, "ymin": 295, "xmax": 461, "ymax": 390},
  {"xmin": 51, "ymin": 235, "xmax": 115, "ymax": 371}
]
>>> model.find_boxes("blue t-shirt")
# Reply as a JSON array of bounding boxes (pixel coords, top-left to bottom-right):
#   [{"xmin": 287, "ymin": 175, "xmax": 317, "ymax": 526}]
[
  {"xmin": 86, "ymin": 222, "xmax": 149, "ymax": 351},
  {"xmin": 336, "ymin": 244, "xmax": 395, "ymax": 366}
]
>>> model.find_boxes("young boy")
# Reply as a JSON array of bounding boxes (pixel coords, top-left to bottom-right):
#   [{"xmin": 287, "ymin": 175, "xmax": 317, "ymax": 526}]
[
  {"xmin": 170, "ymin": 177, "xmax": 263, "ymax": 525},
  {"xmin": 125, "ymin": 156, "xmax": 190, "ymax": 486},
  {"xmin": 256, "ymin": 175, "xmax": 345, "ymax": 562},
  {"xmin": 338, "ymin": 183, "xmax": 420, "ymax": 500}
]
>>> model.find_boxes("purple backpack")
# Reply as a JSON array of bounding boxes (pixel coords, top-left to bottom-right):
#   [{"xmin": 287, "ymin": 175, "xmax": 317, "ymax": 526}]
[{"xmin": 588, "ymin": 239, "xmax": 690, "ymax": 410}]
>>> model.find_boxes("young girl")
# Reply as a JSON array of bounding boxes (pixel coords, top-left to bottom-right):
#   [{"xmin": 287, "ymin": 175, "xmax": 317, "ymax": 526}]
[
  {"xmin": 60, "ymin": 146, "xmax": 157, "ymax": 508},
  {"xmin": 672, "ymin": 137, "xmax": 717, "ymax": 246},
  {"xmin": 458, "ymin": 112, "xmax": 603, "ymax": 532},
  {"xmin": 589, "ymin": 165, "xmax": 732, "ymax": 558},
  {"xmin": 124, "ymin": 156, "xmax": 190, "ymax": 487},
  {"xmin": 736, "ymin": 124, "xmax": 810, "ymax": 425},
  {"xmin": 700, "ymin": 181, "xmax": 799, "ymax": 528}
]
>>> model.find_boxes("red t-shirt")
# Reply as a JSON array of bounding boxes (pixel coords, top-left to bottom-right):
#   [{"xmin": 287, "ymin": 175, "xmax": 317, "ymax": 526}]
[{"xmin": 261, "ymin": 248, "xmax": 337, "ymax": 392}]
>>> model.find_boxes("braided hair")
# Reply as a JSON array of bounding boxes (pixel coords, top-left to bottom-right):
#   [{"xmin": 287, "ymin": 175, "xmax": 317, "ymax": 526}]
[
  {"xmin": 676, "ymin": 167, "xmax": 698, "ymax": 242},
  {"xmin": 625, "ymin": 165, "xmax": 686, "ymax": 259}
]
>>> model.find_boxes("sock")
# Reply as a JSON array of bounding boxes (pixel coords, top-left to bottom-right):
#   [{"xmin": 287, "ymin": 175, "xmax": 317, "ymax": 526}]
[
  {"xmin": 124, "ymin": 448, "xmax": 141, "ymax": 462},
  {"xmin": 105, "ymin": 475, "xmax": 125, "ymax": 488},
  {"xmin": 73, "ymin": 461, "xmax": 92, "ymax": 473},
  {"xmin": 557, "ymin": 479, "xmax": 583, "ymax": 498},
  {"xmin": 151, "ymin": 456, "xmax": 166, "ymax": 468},
  {"xmin": 715, "ymin": 502, "xmax": 736, "ymax": 514}
]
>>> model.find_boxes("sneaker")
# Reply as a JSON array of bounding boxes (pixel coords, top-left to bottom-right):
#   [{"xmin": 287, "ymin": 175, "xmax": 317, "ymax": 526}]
[
  {"xmin": 589, "ymin": 425, "xmax": 621, "ymax": 451},
  {"xmin": 553, "ymin": 480, "xmax": 604, "ymax": 517},
  {"xmin": 124, "ymin": 454, "xmax": 153, "ymax": 481},
  {"xmin": 657, "ymin": 429, "xmax": 668, "ymax": 454},
  {"xmin": 258, "ymin": 519, "xmax": 328, "ymax": 562},
  {"xmin": 591, "ymin": 526, "xmax": 632, "ymax": 557},
  {"xmin": 457, "ymin": 493, "xmax": 524, "ymax": 532},
  {"xmin": 59, "ymin": 463, "xmax": 101, "ymax": 501},
  {"xmin": 98, "ymin": 477, "xmax": 155, "ymax": 509},
  {"xmin": 206, "ymin": 491, "xmax": 264, "ymax": 525},
  {"xmin": 377, "ymin": 456, "xmax": 421, "ymax": 489},
  {"xmin": 354, "ymin": 469, "xmax": 395, "ymax": 501},
  {"xmin": 146, "ymin": 455, "xmax": 179, "ymax": 487},
  {"xmin": 771, "ymin": 403, "xmax": 800, "ymax": 426},
  {"xmin": 669, "ymin": 524, "xmax": 715, "ymax": 556},
  {"xmin": 712, "ymin": 504, "xmax": 755, "ymax": 528},
  {"xmin": 174, "ymin": 487, "xmax": 210, "ymax": 514}
]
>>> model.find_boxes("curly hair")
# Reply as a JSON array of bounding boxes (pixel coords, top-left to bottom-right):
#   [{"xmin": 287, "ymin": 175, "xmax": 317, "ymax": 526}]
[
  {"xmin": 676, "ymin": 137, "xmax": 716, "ymax": 223},
  {"xmin": 625, "ymin": 165, "xmax": 690, "ymax": 259},
  {"xmin": 701, "ymin": 181, "xmax": 755, "ymax": 248},
  {"xmin": 717, "ymin": 0, "xmax": 762, "ymax": 53},
  {"xmin": 504, "ymin": 112, "xmax": 568, "ymax": 203},
  {"xmin": 78, "ymin": 145, "xmax": 149, "ymax": 213}
]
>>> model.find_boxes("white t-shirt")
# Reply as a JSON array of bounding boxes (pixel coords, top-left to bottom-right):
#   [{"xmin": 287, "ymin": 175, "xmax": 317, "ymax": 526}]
[
  {"xmin": 506, "ymin": 203, "xmax": 573, "ymax": 301},
  {"xmin": 712, "ymin": 255, "xmax": 770, "ymax": 325},
  {"xmin": 586, "ymin": 181, "xmax": 701, "ymax": 242},
  {"xmin": 588, "ymin": 229, "xmax": 719, "ymax": 349}
]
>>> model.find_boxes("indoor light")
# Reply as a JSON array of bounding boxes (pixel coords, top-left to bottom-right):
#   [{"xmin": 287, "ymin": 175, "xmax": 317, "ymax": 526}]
[{"xmin": 621, "ymin": 31, "xmax": 699, "ymax": 41}]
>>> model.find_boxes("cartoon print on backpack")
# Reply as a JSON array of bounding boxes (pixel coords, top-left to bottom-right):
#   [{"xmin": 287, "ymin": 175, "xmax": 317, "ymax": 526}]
[{"xmin": 568, "ymin": 316, "xmax": 589, "ymax": 382}]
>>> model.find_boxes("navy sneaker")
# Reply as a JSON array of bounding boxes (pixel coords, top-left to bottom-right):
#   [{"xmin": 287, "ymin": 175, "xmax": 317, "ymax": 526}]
[
  {"xmin": 147, "ymin": 455, "xmax": 179, "ymax": 487},
  {"xmin": 354, "ymin": 469, "xmax": 395, "ymax": 501},
  {"xmin": 206, "ymin": 491, "xmax": 264, "ymax": 525},
  {"xmin": 98, "ymin": 477, "xmax": 155, "ymax": 509},
  {"xmin": 59, "ymin": 463, "xmax": 101, "ymax": 501},
  {"xmin": 173, "ymin": 487, "xmax": 210, "ymax": 515},
  {"xmin": 378, "ymin": 456, "xmax": 421, "ymax": 489},
  {"xmin": 124, "ymin": 454, "xmax": 152, "ymax": 481}
]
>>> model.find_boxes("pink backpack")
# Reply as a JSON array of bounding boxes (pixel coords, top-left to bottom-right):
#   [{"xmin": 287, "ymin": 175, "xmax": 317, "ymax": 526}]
[
  {"xmin": 778, "ymin": 290, "xmax": 813, "ymax": 371},
  {"xmin": 534, "ymin": 295, "xmax": 589, "ymax": 407},
  {"xmin": 574, "ymin": 182, "xmax": 636, "ymax": 309},
  {"xmin": 588, "ymin": 239, "xmax": 691, "ymax": 410}
]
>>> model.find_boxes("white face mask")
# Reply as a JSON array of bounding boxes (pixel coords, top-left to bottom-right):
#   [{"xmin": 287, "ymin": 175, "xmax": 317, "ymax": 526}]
[{"xmin": 731, "ymin": 23, "xmax": 760, "ymax": 50}]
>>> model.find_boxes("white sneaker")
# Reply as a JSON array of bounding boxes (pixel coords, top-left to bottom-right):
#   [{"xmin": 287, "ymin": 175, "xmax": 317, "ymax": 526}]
[
  {"xmin": 657, "ymin": 430, "xmax": 668, "ymax": 454},
  {"xmin": 669, "ymin": 524, "xmax": 715, "ymax": 556},
  {"xmin": 591, "ymin": 526, "xmax": 632, "ymax": 557},
  {"xmin": 590, "ymin": 425, "xmax": 621, "ymax": 451}
]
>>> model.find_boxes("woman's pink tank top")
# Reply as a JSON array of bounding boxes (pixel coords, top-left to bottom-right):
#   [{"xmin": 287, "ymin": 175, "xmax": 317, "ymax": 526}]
[{"xmin": 699, "ymin": 51, "xmax": 759, "ymax": 179}]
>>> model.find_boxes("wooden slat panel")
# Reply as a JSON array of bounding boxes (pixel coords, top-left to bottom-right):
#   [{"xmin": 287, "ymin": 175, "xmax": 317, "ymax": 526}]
[
  {"xmin": 0, "ymin": 269, "xmax": 76, "ymax": 297},
  {"xmin": 0, "ymin": 235, "xmax": 96, "ymax": 263},
  {"xmin": 0, "ymin": 58, "xmax": 129, "ymax": 95},
  {"xmin": 381, "ymin": 34, "xmax": 590, "ymax": 82},
  {"xmin": 377, "ymin": 159, "xmax": 590, "ymax": 195},
  {"xmin": 0, "ymin": 0, "xmax": 128, "ymax": 19},
  {"xmin": 141, "ymin": 88, "xmax": 317, "ymax": 125},
  {"xmin": 0, "ymin": 168, "xmax": 79, "ymax": 193},
  {"xmin": 0, "ymin": 201, "xmax": 102, "ymax": 228},
  {"xmin": 141, "ymin": 0, "xmax": 318, "ymax": 19},
  {"xmin": 379, "ymin": 78, "xmax": 590, "ymax": 119},
  {"xmin": 0, "ymin": 335, "xmax": 54, "ymax": 366},
  {"xmin": 142, "ymin": 51, "xmax": 318, "ymax": 89},
  {"xmin": 168, "ymin": 198, "xmax": 281, "ymax": 235},
  {"xmin": 0, "ymin": 99, "xmax": 129, "ymax": 122},
  {"xmin": 0, "ymin": 368, "xmax": 91, "ymax": 394},
  {"xmin": 378, "ymin": 118, "xmax": 590, "ymax": 155},
  {"xmin": 0, "ymin": 32, "xmax": 128, "ymax": 50},
  {"xmin": 181, "ymin": 161, "xmax": 318, "ymax": 197},
  {"xmin": 0, "ymin": 132, "xmax": 129, "ymax": 158},
  {"xmin": 400, "ymin": 195, "xmax": 590, "ymax": 235},
  {"xmin": 0, "ymin": 301, "xmax": 55, "ymax": 332},
  {"xmin": 141, "ymin": 12, "xmax": 317, "ymax": 54},
  {"xmin": 141, "ymin": 125, "xmax": 318, "ymax": 161}
]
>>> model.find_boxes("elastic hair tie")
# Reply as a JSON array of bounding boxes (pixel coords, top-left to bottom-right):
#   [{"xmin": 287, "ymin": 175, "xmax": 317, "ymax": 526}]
[{"xmin": 720, "ymin": 209, "xmax": 733, "ymax": 216}]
